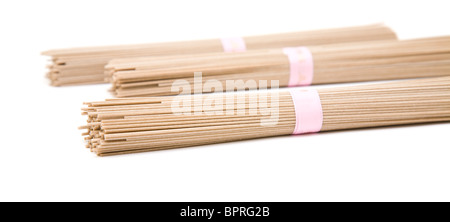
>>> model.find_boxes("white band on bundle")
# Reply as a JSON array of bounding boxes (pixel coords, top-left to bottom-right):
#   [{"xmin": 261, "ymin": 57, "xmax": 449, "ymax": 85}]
[
  {"xmin": 283, "ymin": 47, "xmax": 314, "ymax": 86},
  {"xmin": 288, "ymin": 89, "xmax": 323, "ymax": 134},
  {"xmin": 220, "ymin": 37, "xmax": 247, "ymax": 52}
]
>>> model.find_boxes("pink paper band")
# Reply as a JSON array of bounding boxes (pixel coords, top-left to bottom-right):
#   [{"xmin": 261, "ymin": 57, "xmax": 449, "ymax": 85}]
[
  {"xmin": 220, "ymin": 37, "xmax": 247, "ymax": 52},
  {"xmin": 288, "ymin": 89, "xmax": 323, "ymax": 135},
  {"xmin": 283, "ymin": 47, "xmax": 314, "ymax": 86}
]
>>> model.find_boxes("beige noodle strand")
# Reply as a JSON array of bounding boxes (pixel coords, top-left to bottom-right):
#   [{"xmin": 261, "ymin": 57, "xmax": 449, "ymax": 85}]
[{"xmin": 106, "ymin": 36, "xmax": 450, "ymax": 97}]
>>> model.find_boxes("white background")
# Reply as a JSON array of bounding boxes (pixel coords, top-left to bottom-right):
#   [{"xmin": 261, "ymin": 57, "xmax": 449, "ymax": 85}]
[{"xmin": 0, "ymin": 0, "xmax": 449, "ymax": 201}]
